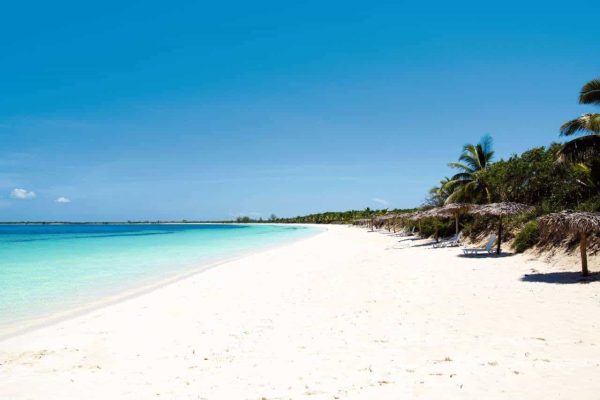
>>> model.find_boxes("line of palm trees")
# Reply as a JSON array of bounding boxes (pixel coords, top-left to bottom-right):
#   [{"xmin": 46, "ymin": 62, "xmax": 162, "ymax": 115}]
[{"xmin": 431, "ymin": 77, "xmax": 599, "ymax": 205}]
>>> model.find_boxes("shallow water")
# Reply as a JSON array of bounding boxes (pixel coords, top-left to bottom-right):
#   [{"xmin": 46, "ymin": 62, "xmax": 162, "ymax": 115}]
[{"xmin": 0, "ymin": 224, "xmax": 316, "ymax": 334}]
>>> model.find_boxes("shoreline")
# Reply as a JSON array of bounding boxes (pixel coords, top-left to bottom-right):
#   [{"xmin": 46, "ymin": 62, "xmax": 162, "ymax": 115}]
[
  {"xmin": 0, "ymin": 225, "xmax": 325, "ymax": 341},
  {"xmin": 2, "ymin": 225, "xmax": 599, "ymax": 399}
]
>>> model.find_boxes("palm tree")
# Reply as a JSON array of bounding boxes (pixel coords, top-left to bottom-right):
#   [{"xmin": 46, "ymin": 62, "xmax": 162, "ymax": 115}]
[
  {"xmin": 559, "ymin": 77, "xmax": 600, "ymax": 163},
  {"xmin": 425, "ymin": 177, "xmax": 451, "ymax": 207},
  {"xmin": 443, "ymin": 135, "xmax": 494, "ymax": 204}
]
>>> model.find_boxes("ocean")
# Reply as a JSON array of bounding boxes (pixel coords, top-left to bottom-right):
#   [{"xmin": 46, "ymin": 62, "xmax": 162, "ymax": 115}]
[{"xmin": 0, "ymin": 223, "xmax": 316, "ymax": 336}]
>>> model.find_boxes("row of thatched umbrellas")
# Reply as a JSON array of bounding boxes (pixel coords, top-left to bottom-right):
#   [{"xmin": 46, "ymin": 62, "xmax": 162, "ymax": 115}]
[{"xmin": 358, "ymin": 203, "xmax": 600, "ymax": 276}]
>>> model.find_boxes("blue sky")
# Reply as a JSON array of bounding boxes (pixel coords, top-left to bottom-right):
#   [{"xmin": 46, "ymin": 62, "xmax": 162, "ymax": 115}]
[{"xmin": 1, "ymin": 0, "xmax": 599, "ymax": 221}]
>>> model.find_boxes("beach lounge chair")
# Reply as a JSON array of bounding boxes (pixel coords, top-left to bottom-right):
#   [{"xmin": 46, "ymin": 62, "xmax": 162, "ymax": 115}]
[
  {"xmin": 398, "ymin": 226, "xmax": 415, "ymax": 237},
  {"xmin": 462, "ymin": 234, "xmax": 497, "ymax": 255},
  {"xmin": 433, "ymin": 231, "xmax": 463, "ymax": 248}
]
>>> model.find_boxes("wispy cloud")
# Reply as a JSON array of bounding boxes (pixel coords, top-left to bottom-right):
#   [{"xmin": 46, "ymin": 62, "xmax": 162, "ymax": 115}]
[
  {"xmin": 55, "ymin": 196, "xmax": 71, "ymax": 203},
  {"xmin": 11, "ymin": 188, "xmax": 36, "ymax": 199},
  {"xmin": 372, "ymin": 197, "xmax": 389, "ymax": 206}
]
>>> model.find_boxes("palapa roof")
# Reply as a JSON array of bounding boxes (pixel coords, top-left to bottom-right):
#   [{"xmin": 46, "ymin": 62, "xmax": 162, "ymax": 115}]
[
  {"xmin": 439, "ymin": 202, "xmax": 472, "ymax": 216},
  {"xmin": 402, "ymin": 211, "xmax": 423, "ymax": 221},
  {"xmin": 538, "ymin": 211, "xmax": 600, "ymax": 236},
  {"xmin": 470, "ymin": 202, "xmax": 533, "ymax": 217},
  {"xmin": 406, "ymin": 209, "xmax": 437, "ymax": 220},
  {"xmin": 421, "ymin": 207, "xmax": 445, "ymax": 218},
  {"xmin": 375, "ymin": 214, "xmax": 398, "ymax": 222}
]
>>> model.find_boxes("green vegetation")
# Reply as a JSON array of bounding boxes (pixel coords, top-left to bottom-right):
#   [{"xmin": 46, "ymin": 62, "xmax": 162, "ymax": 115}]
[
  {"xmin": 511, "ymin": 220, "xmax": 540, "ymax": 253},
  {"xmin": 269, "ymin": 76, "xmax": 599, "ymax": 253},
  {"xmin": 419, "ymin": 77, "xmax": 600, "ymax": 248},
  {"xmin": 271, "ymin": 208, "xmax": 415, "ymax": 224},
  {"xmin": 478, "ymin": 144, "xmax": 596, "ymax": 212}
]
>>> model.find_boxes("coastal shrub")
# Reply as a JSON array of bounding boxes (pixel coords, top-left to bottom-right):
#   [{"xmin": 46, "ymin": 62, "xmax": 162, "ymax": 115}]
[
  {"xmin": 512, "ymin": 220, "xmax": 540, "ymax": 253},
  {"xmin": 273, "ymin": 208, "xmax": 417, "ymax": 224},
  {"xmin": 577, "ymin": 196, "xmax": 600, "ymax": 212},
  {"xmin": 480, "ymin": 144, "xmax": 595, "ymax": 211},
  {"xmin": 416, "ymin": 218, "xmax": 454, "ymax": 240}
]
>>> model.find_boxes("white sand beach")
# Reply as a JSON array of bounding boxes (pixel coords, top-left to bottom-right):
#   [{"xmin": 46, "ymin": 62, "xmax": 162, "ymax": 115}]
[{"xmin": 1, "ymin": 225, "xmax": 599, "ymax": 399}]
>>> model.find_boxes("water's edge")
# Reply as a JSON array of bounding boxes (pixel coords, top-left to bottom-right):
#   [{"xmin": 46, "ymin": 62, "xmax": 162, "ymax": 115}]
[{"xmin": 0, "ymin": 224, "xmax": 325, "ymax": 341}]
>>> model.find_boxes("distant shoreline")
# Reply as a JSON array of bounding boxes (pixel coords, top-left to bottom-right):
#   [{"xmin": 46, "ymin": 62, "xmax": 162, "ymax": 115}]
[{"xmin": 0, "ymin": 221, "xmax": 258, "ymax": 225}]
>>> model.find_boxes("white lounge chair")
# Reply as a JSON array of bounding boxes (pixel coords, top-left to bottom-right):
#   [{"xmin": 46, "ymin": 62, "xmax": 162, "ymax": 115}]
[
  {"xmin": 462, "ymin": 234, "xmax": 497, "ymax": 255},
  {"xmin": 433, "ymin": 231, "xmax": 463, "ymax": 248},
  {"xmin": 397, "ymin": 226, "xmax": 415, "ymax": 237}
]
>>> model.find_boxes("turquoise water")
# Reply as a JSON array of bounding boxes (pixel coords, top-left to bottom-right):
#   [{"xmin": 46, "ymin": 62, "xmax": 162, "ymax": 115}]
[{"xmin": 0, "ymin": 224, "xmax": 316, "ymax": 335}]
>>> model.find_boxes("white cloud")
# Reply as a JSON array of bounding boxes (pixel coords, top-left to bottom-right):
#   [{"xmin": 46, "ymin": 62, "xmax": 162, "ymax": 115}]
[
  {"xmin": 11, "ymin": 188, "xmax": 36, "ymax": 199},
  {"xmin": 372, "ymin": 197, "xmax": 389, "ymax": 206},
  {"xmin": 55, "ymin": 196, "xmax": 71, "ymax": 203}
]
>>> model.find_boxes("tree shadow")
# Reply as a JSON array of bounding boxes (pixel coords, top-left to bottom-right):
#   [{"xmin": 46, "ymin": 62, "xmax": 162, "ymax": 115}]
[
  {"xmin": 387, "ymin": 239, "xmax": 437, "ymax": 250},
  {"xmin": 520, "ymin": 272, "xmax": 599, "ymax": 284},
  {"xmin": 456, "ymin": 252, "xmax": 515, "ymax": 258},
  {"xmin": 412, "ymin": 241, "xmax": 439, "ymax": 248}
]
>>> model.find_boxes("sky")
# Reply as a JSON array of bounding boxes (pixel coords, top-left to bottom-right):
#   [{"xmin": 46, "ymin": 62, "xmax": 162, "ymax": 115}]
[{"xmin": 1, "ymin": 0, "xmax": 599, "ymax": 221}]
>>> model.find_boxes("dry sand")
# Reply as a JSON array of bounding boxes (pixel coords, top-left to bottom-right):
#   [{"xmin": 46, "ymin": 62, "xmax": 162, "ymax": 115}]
[{"xmin": 1, "ymin": 225, "xmax": 599, "ymax": 399}]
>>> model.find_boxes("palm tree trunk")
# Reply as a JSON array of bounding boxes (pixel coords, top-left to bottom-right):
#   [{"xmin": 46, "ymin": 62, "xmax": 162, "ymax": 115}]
[
  {"xmin": 496, "ymin": 216, "xmax": 503, "ymax": 255},
  {"xmin": 580, "ymin": 233, "xmax": 589, "ymax": 277}
]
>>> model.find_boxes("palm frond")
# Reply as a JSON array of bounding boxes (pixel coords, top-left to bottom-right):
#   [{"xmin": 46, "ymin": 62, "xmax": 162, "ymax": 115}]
[
  {"xmin": 558, "ymin": 134, "xmax": 600, "ymax": 163},
  {"xmin": 580, "ymin": 78, "xmax": 600, "ymax": 105},
  {"xmin": 447, "ymin": 162, "xmax": 474, "ymax": 173},
  {"xmin": 449, "ymin": 172, "xmax": 472, "ymax": 181},
  {"xmin": 445, "ymin": 186, "xmax": 467, "ymax": 203},
  {"xmin": 560, "ymin": 114, "xmax": 600, "ymax": 136},
  {"xmin": 478, "ymin": 134, "xmax": 494, "ymax": 164},
  {"xmin": 458, "ymin": 144, "xmax": 481, "ymax": 170}
]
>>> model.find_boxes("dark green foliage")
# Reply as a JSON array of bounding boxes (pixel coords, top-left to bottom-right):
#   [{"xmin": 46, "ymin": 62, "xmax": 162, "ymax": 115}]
[
  {"xmin": 559, "ymin": 77, "xmax": 600, "ymax": 163},
  {"xmin": 416, "ymin": 218, "xmax": 454, "ymax": 240},
  {"xmin": 479, "ymin": 144, "xmax": 598, "ymax": 212},
  {"xmin": 579, "ymin": 78, "xmax": 600, "ymax": 105},
  {"xmin": 512, "ymin": 220, "xmax": 540, "ymax": 253},
  {"xmin": 272, "ymin": 208, "xmax": 416, "ymax": 224}
]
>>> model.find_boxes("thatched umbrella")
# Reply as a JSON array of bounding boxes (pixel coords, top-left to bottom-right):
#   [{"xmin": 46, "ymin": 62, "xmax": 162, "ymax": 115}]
[
  {"xmin": 404, "ymin": 210, "xmax": 427, "ymax": 235},
  {"xmin": 405, "ymin": 208, "xmax": 443, "ymax": 239},
  {"xmin": 438, "ymin": 203, "xmax": 472, "ymax": 235},
  {"xmin": 353, "ymin": 218, "xmax": 370, "ymax": 227},
  {"xmin": 538, "ymin": 211, "xmax": 600, "ymax": 276},
  {"xmin": 376, "ymin": 214, "xmax": 398, "ymax": 232},
  {"xmin": 470, "ymin": 202, "xmax": 534, "ymax": 254},
  {"xmin": 422, "ymin": 208, "xmax": 445, "ymax": 241}
]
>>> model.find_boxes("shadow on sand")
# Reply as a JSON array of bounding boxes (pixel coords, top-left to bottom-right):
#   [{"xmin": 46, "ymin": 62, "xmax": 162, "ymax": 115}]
[
  {"xmin": 520, "ymin": 272, "xmax": 599, "ymax": 284},
  {"xmin": 410, "ymin": 241, "xmax": 439, "ymax": 248},
  {"xmin": 456, "ymin": 252, "xmax": 515, "ymax": 259}
]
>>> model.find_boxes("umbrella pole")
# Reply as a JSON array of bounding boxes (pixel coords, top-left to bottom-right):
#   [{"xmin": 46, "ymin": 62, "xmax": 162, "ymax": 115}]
[
  {"xmin": 455, "ymin": 214, "xmax": 459, "ymax": 236},
  {"xmin": 580, "ymin": 233, "xmax": 589, "ymax": 277},
  {"xmin": 496, "ymin": 216, "xmax": 503, "ymax": 254}
]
